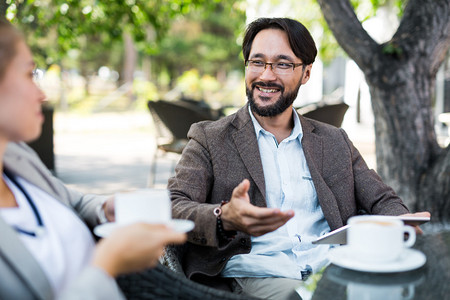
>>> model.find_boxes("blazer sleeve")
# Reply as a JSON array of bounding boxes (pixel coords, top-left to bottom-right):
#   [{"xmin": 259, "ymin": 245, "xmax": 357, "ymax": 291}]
[
  {"xmin": 62, "ymin": 187, "xmax": 107, "ymax": 229},
  {"xmin": 168, "ymin": 123, "xmax": 222, "ymax": 248},
  {"xmin": 340, "ymin": 129, "xmax": 410, "ymax": 216}
]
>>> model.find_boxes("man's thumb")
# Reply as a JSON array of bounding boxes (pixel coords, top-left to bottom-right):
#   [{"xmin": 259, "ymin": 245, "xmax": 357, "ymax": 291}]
[{"xmin": 235, "ymin": 179, "xmax": 250, "ymax": 197}]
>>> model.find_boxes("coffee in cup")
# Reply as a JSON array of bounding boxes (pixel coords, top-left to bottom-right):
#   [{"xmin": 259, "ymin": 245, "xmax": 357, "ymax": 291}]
[{"xmin": 347, "ymin": 215, "xmax": 416, "ymax": 263}]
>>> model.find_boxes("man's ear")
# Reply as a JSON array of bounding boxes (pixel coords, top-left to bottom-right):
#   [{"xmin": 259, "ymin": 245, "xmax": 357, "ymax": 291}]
[{"xmin": 301, "ymin": 64, "xmax": 313, "ymax": 84}]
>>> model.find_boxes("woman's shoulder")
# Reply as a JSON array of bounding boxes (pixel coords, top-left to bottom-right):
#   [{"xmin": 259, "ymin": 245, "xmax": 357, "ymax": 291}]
[{"xmin": 5, "ymin": 142, "xmax": 40, "ymax": 161}]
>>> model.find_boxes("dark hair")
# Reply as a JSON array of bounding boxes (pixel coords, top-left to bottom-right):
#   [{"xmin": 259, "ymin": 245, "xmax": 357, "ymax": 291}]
[
  {"xmin": 242, "ymin": 18, "xmax": 317, "ymax": 65},
  {"xmin": 0, "ymin": 18, "xmax": 22, "ymax": 81}
]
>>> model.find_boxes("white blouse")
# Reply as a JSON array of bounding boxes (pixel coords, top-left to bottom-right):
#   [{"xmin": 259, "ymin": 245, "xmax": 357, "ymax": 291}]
[{"xmin": 0, "ymin": 174, "xmax": 95, "ymax": 296}]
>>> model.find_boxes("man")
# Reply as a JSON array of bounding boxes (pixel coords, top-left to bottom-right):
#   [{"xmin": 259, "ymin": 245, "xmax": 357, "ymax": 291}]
[{"xmin": 168, "ymin": 17, "xmax": 429, "ymax": 299}]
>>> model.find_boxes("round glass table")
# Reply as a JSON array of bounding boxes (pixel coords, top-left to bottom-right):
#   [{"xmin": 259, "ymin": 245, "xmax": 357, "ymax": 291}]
[{"xmin": 291, "ymin": 230, "xmax": 450, "ymax": 300}]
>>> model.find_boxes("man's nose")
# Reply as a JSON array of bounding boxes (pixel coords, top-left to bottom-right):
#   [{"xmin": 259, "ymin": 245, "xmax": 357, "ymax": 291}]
[{"xmin": 259, "ymin": 64, "xmax": 277, "ymax": 81}]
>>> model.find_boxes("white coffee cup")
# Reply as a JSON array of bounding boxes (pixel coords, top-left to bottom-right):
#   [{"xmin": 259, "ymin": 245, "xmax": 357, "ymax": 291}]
[
  {"xmin": 115, "ymin": 189, "xmax": 171, "ymax": 225},
  {"xmin": 347, "ymin": 215, "xmax": 416, "ymax": 263}
]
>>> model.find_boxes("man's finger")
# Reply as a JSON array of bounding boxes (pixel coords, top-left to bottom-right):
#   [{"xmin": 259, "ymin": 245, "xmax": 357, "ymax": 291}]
[
  {"xmin": 233, "ymin": 179, "xmax": 250, "ymax": 197},
  {"xmin": 245, "ymin": 212, "xmax": 294, "ymax": 227},
  {"xmin": 242, "ymin": 206, "xmax": 294, "ymax": 220}
]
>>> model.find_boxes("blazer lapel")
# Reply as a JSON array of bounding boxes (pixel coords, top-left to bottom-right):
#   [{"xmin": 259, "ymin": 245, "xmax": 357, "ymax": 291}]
[
  {"xmin": 231, "ymin": 107, "xmax": 266, "ymax": 207},
  {"xmin": 0, "ymin": 217, "xmax": 54, "ymax": 300},
  {"xmin": 300, "ymin": 116, "xmax": 343, "ymax": 230},
  {"xmin": 3, "ymin": 143, "xmax": 66, "ymax": 205},
  {"xmin": 300, "ymin": 116, "xmax": 323, "ymax": 176}
]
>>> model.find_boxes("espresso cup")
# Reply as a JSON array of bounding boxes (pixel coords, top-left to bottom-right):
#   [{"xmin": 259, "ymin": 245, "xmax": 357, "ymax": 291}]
[
  {"xmin": 347, "ymin": 215, "xmax": 416, "ymax": 263},
  {"xmin": 115, "ymin": 189, "xmax": 171, "ymax": 225}
]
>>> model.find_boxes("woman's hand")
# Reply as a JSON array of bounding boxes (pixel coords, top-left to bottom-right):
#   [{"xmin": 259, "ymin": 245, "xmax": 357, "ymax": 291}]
[{"xmin": 92, "ymin": 223, "xmax": 186, "ymax": 277}]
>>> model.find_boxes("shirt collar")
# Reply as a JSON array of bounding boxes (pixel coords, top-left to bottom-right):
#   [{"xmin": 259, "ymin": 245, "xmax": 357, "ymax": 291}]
[{"xmin": 248, "ymin": 105, "xmax": 303, "ymax": 142}]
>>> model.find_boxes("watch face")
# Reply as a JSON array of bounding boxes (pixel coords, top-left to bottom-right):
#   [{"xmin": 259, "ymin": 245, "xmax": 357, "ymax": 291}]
[{"xmin": 213, "ymin": 207, "xmax": 222, "ymax": 217}]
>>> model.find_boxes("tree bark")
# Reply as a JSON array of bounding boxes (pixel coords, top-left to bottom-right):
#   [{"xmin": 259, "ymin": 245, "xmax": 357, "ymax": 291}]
[
  {"xmin": 0, "ymin": 1, "xmax": 7, "ymax": 18},
  {"xmin": 122, "ymin": 32, "xmax": 137, "ymax": 102},
  {"xmin": 317, "ymin": 0, "xmax": 450, "ymax": 221}
]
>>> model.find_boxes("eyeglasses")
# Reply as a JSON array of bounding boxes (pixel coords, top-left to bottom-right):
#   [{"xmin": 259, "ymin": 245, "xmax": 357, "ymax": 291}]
[{"xmin": 245, "ymin": 60, "xmax": 304, "ymax": 75}]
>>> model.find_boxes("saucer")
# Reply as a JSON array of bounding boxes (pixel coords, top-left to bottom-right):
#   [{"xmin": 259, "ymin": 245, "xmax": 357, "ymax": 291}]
[
  {"xmin": 328, "ymin": 246, "xmax": 426, "ymax": 273},
  {"xmin": 94, "ymin": 219, "xmax": 195, "ymax": 237}
]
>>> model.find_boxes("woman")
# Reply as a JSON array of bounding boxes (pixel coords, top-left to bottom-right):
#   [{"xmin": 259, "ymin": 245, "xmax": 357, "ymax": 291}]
[{"xmin": 0, "ymin": 19, "xmax": 186, "ymax": 299}]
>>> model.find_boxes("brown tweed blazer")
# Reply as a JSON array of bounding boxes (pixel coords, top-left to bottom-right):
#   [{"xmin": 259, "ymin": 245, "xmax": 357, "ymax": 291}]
[{"xmin": 168, "ymin": 105, "xmax": 409, "ymax": 286}]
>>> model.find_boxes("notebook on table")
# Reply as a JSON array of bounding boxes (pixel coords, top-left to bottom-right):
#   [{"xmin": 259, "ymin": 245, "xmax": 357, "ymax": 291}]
[{"xmin": 312, "ymin": 216, "xmax": 430, "ymax": 245}]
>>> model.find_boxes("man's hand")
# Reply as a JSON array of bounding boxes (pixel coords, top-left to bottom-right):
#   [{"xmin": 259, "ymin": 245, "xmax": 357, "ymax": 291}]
[
  {"xmin": 221, "ymin": 179, "xmax": 294, "ymax": 236},
  {"xmin": 400, "ymin": 211, "xmax": 431, "ymax": 235}
]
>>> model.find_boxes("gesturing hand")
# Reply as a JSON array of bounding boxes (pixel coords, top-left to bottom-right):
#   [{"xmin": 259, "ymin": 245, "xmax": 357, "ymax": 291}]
[{"xmin": 221, "ymin": 179, "xmax": 294, "ymax": 236}]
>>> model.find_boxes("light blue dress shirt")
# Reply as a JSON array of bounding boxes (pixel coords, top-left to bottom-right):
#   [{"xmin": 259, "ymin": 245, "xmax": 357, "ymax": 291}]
[{"xmin": 221, "ymin": 106, "xmax": 331, "ymax": 280}]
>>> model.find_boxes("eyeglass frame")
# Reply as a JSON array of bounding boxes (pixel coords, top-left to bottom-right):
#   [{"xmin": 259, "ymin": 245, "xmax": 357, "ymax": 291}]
[{"xmin": 245, "ymin": 59, "xmax": 304, "ymax": 75}]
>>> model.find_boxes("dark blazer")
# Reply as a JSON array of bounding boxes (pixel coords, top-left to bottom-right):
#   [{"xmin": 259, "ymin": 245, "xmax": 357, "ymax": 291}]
[
  {"xmin": 169, "ymin": 106, "xmax": 409, "ymax": 285},
  {"xmin": 1, "ymin": 142, "xmax": 124, "ymax": 300}
]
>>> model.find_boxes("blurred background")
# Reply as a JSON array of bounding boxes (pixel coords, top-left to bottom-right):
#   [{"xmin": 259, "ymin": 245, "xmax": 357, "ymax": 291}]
[{"xmin": 2, "ymin": 0, "xmax": 449, "ymax": 196}]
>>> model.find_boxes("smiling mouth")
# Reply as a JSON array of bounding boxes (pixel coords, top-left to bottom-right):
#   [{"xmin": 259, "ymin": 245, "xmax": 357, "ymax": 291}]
[
  {"xmin": 256, "ymin": 86, "xmax": 281, "ymax": 93},
  {"xmin": 257, "ymin": 87, "xmax": 278, "ymax": 93}
]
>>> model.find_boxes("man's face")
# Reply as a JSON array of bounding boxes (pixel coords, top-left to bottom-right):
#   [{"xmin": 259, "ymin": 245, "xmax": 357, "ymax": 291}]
[{"xmin": 245, "ymin": 28, "xmax": 311, "ymax": 117}]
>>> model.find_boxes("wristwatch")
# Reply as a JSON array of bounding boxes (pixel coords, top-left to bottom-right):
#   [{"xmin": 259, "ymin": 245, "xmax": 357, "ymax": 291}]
[
  {"xmin": 213, "ymin": 202, "xmax": 224, "ymax": 218},
  {"xmin": 214, "ymin": 201, "xmax": 236, "ymax": 241}
]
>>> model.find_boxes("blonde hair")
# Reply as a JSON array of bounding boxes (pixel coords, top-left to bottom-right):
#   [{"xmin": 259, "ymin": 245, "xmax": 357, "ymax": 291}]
[{"xmin": 0, "ymin": 18, "xmax": 22, "ymax": 81}]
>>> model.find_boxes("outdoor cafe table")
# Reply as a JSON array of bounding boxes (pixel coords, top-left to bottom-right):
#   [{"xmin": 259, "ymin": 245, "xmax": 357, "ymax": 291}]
[
  {"xmin": 117, "ymin": 230, "xmax": 449, "ymax": 299},
  {"xmin": 290, "ymin": 229, "xmax": 450, "ymax": 300}
]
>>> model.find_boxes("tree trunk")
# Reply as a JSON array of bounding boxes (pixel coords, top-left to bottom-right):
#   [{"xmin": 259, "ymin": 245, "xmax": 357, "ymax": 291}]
[
  {"xmin": 317, "ymin": 0, "xmax": 450, "ymax": 222},
  {"xmin": 0, "ymin": 1, "xmax": 7, "ymax": 18},
  {"xmin": 122, "ymin": 32, "xmax": 137, "ymax": 103}
]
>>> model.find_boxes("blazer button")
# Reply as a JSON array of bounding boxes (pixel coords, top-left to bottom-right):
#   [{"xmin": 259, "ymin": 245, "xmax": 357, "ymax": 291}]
[
  {"xmin": 220, "ymin": 257, "xmax": 227, "ymax": 262},
  {"xmin": 200, "ymin": 238, "xmax": 207, "ymax": 245},
  {"xmin": 240, "ymin": 238, "xmax": 247, "ymax": 246}
]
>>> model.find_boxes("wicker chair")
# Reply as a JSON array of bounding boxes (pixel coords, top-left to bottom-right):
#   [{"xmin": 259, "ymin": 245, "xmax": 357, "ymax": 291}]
[
  {"xmin": 297, "ymin": 102, "xmax": 349, "ymax": 128},
  {"xmin": 155, "ymin": 244, "xmax": 303, "ymax": 300},
  {"xmin": 160, "ymin": 244, "xmax": 186, "ymax": 276},
  {"xmin": 147, "ymin": 100, "xmax": 219, "ymax": 186},
  {"xmin": 116, "ymin": 261, "xmax": 259, "ymax": 300}
]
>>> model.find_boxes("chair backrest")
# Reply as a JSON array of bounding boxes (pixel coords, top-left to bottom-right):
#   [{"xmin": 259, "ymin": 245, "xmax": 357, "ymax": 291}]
[
  {"xmin": 148, "ymin": 100, "xmax": 216, "ymax": 140},
  {"xmin": 299, "ymin": 102, "xmax": 349, "ymax": 128}
]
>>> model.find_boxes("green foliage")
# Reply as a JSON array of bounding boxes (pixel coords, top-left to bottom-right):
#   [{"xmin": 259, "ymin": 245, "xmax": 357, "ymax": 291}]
[
  {"xmin": 350, "ymin": 0, "xmax": 406, "ymax": 21},
  {"xmin": 151, "ymin": 2, "xmax": 245, "ymax": 86},
  {"xmin": 132, "ymin": 77, "xmax": 159, "ymax": 110},
  {"xmin": 176, "ymin": 69, "xmax": 221, "ymax": 100},
  {"xmin": 3, "ymin": 0, "xmax": 231, "ymax": 67},
  {"xmin": 299, "ymin": 0, "xmax": 406, "ymax": 62},
  {"xmin": 2, "ymin": 0, "xmax": 410, "ymax": 110},
  {"xmin": 257, "ymin": 0, "xmax": 344, "ymax": 64}
]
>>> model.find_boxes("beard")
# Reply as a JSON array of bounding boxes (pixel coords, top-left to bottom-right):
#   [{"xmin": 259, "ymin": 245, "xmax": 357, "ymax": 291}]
[{"xmin": 246, "ymin": 81, "xmax": 302, "ymax": 117}]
